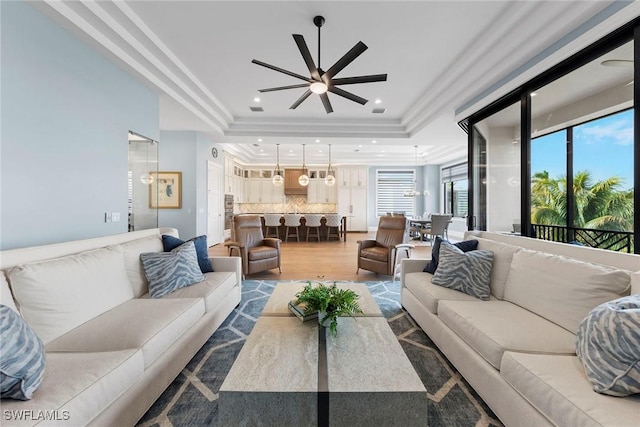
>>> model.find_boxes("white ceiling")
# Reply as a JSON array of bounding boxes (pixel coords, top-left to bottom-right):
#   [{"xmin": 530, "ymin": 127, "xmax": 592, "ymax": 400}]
[{"xmin": 34, "ymin": 1, "xmax": 639, "ymax": 166}]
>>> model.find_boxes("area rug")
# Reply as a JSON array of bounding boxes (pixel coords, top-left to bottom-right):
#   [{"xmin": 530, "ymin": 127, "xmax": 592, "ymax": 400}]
[{"xmin": 137, "ymin": 280, "xmax": 503, "ymax": 427}]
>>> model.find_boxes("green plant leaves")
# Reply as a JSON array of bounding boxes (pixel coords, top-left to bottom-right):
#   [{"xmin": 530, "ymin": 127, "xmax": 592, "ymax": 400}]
[{"xmin": 294, "ymin": 282, "xmax": 363, "ymax": 336}]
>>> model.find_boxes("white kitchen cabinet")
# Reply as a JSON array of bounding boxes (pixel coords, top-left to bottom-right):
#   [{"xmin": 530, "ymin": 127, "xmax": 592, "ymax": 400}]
[
  {"xmin": 337, "ymin": 167, "xmax": 368, "ymax": 231},
  {"xmin": 307, "ymin": 177, "xmax": 337, "ymax": 203}
]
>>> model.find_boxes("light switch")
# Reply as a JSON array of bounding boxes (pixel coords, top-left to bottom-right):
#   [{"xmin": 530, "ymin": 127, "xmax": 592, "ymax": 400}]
[
  {"xmin": 105, "ymin": 212, "xmax": 112, "ymax": 223},
  {"xmin": 112, "ymin": 212, "xmax": 121, "ymax": 222}
]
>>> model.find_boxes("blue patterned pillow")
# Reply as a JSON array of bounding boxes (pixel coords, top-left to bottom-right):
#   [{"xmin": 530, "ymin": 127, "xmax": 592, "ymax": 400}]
[
  {"xmin": 0, "ymin": 305, "xmax": 45, "ymax": 400},
  {"xmin": 162, "ymin": 235, "xmax": 213, "ymax": 273},
  {"xmin": 576, "ymin": 294, "xmax": 640, "ymax": 396},
  {"xmin": 423, "ymin": 237, "xmax": 478, "ymax": 274},
  {"xmin": 141, "ymin": 241, "xmax": 205, "ymax": 298},
  {"xmin": 431, "ymin": 242, "xmax": 493, "ymax": 300}
]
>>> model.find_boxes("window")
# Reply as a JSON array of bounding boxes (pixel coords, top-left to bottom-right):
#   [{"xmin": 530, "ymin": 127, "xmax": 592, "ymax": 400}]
[
  {"xmin": 376, "ymin": 170, "xmax": 416, "ymax": 217},
  {"xmin": 442, "ymin": 163, "xmax": 468, "ymax": 218}
]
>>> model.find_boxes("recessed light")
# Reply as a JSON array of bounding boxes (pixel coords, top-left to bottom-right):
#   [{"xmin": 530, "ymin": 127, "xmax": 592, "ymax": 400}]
[
  {"xmin": 372, "ymin": 140, "xmax": 377, "ymax": 144},
  {"xmin": 254, "ymin": 97, "xmax": 261, "ymax": 102},
  {"xmin": 260, "ymin": 149, "xmax": 264, "ymax": 152},
  {"xmin": 358, "ymin": 144, "xmax": 363, "ymax": 148},
  {"xmin": 315, "ymin": 139, "xmax": 320, "ymax": 143},
  {"xmin": 257, "ymin": 138, "xmax": 263, "ymax": 142},
  {"xmin": 374, "ymin": 99, "xmax": 382, "ymax": 104}
]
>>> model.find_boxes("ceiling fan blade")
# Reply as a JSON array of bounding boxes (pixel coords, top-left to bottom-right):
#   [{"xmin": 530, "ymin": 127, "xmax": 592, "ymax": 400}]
[
  {"xmin": 324, "ymin": 41, "xmax": 368, "ymax": 79},
  {"xmin": 290, "ymin": 89, "xmax": 312, "ymax": 109},
  {"xmin": 328, "ymin": 86, "xmax": 368, "ymax": 105},
  {"xmin": 320, "ymin": 93, "xmax": 333, "ymax": 114},
  {"xmin": 259, "ymin": 83, "xmax": 310, "ymax": 93},
  {"xmin": 293, "ymin": 34, "xmax": 321, "ymax": 81},
  {"xmin": 252, "ymin": 59, "xmax": 312, "ymax": 82},
  {"xmin": 331, "ymin": 74, "xmax": 387, "ymax": 85}
]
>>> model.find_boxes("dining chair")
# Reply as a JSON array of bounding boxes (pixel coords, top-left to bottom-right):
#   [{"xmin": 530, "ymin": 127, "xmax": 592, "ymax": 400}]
[
  {"xmin": 304, "ymin": 214, "xmax": 323, "ymax": 242},
  {"xmin": 283, "ymin": 214, "xmax": 302, "ymax": 242},
  {"xmin": 424, "ymin": 214, "xmax": 451, "ymax": 245},
  {"xmin": 325, "ymin": 214, "xmax": 342, "ymax": 241}
]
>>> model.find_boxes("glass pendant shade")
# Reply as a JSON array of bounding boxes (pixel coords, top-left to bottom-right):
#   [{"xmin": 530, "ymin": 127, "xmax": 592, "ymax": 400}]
[
  {"xmin": 325, "ymin": 174, "xmax": 336, "ymax": 186},
  {"xmin": 273, "ymin": 144, "xmax": 284, "ymax": 186},
  {"xmin": 298, "ymin": 144, "xmax": 309, "ymax": 186},
  {"xmin": 404, "ymin": 145, "xmax": 421, "ymax": 197},
  {"xmin": 140, "ymin": 174, "xmax": 154, "ymax": 185}
]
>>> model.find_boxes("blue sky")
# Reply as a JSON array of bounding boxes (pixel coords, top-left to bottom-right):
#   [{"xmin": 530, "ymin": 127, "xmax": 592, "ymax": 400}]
[{"xmin": 531, "ymin": 109, "xmax": 634, "ymax": 191}]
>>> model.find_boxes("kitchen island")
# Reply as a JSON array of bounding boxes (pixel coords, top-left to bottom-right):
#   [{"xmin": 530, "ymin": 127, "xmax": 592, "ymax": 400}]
[{"xmin": 234, "ymin": 214, "xmax": 349, "ymax": 242}]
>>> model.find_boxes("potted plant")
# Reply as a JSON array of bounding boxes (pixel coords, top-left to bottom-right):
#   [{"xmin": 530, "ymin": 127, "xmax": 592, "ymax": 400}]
[{"xmin": 294, "ymin": 282, "xmax": 363, "ymax": 336}]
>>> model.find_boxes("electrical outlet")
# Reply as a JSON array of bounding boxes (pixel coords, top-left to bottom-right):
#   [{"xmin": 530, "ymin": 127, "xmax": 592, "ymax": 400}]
[
  {"xmin": 112, "ymin": 212, "xmax": 121, "ymax": 222},
  {"xmin": 105, "ymin": 212, "xmax": 112, "ymax": 223}
]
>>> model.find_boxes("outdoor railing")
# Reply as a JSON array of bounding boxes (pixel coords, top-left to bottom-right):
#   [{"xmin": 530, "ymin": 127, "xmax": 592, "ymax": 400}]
[{"xmin": 531, "ymin": 223, "xmax": 634, "ymax": 253}]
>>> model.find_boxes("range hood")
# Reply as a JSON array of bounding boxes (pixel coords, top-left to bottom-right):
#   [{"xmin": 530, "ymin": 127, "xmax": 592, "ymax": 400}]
[{"xmin": 284, "ymin": 169, "xmax": 308, "ymax": 195}]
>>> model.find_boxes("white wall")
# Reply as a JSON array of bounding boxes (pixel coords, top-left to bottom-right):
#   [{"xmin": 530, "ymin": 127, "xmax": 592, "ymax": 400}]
[
  {"xmin": 1, "ymin": 1, "xmax": 159, "ymax": 250},
  {"xmin": 486, "ymin": 126, "xmax": 521, "ymax": 232}
]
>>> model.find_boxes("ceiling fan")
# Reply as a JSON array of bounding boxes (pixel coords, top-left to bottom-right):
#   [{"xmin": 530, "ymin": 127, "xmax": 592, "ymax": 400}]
[{"xmin": 251, "ymin": 15, "xmax": 387, "ymax": 114}]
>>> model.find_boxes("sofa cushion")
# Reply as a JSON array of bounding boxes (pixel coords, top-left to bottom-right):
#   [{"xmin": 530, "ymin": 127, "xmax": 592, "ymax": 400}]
[
  {"xmin": 423, "ymin": 237, "xmax": 478, "ymax": 274},
  {"xmin": 576, "ymin": 294, "xmax": 640, "ymax": 396},
  {"xmin": 501, "ymin": 352, "xmax": 640, "ymax": 427},
  {"xmin": 0, "ymin": 350, "xmax": 144, "ymax": 427},
  {"xmin": 0, "ymin": 306, "xmax": 45, "ymax": 400},
  {"xmin": 142, "ymin": 271, "xmax": 236, "ymax": 313},
  {"xmin": 8, "ymin": 246, "xmax": 134, "ymax": 344},
  {"xmin": 432, "ymin": 242, "xmax": 493, "ymax": 300},
  {"xmin": 162, "ymin": 234, "xmax": 214, "ymax": 273},
  {"xmin": 404, "ymin": 272, "xmax": 480, "ymax": 314},
  {"xmin": 46, "ymin": 298, "xmax": 205, "ymax": 368},
  {"xmin": 438, "ymin": 300, "xmax": 576, "ymax": 369},
  {"xmin": 120, "ymin": 235, "xmax": 164, "ymax": 298},
  {"xmin": 141, "ymin": 241, "xmax": 205, "ymax": 298},
  {"xmin": 503, "ymin": 249, "xmax": 631, "ymax": 333},
  {"xmin": 0, "ymin": 272, "xmax": 18, "ymax": 313},
  {"xmin": 473, "ymin": 237, "xmax": 520, "ymax": 299}
]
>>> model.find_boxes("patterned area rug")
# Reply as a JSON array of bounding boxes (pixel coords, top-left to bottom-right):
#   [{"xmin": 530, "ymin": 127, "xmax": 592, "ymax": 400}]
[{"xmin": 137, "ymin": 280, "xmax": 503, "ymax": 427}]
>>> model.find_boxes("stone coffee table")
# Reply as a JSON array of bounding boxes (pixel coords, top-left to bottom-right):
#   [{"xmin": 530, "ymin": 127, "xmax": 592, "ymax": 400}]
[{"xmin": 219, "ymin": 282, "xmax": 428, "ymax": 426}]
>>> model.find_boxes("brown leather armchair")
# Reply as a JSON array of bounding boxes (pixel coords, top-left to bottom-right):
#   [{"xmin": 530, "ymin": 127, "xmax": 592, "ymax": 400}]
[
  {"xmin": 357, "ymin": 215, "xmax": 409, "ymax": 276},
  {"xmin": 225, "ymin": 215, "xmax": 281, "ymax": 277}
]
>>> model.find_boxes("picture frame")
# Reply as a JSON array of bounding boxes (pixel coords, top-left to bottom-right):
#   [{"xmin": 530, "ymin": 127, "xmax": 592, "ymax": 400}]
[{"xmin": 149, "ymin": 171, "xmax": 182, "ymax": 209}]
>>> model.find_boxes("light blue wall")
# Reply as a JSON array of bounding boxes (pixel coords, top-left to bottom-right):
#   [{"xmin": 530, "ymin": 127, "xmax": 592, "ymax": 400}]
[
  {"xmin": 158, "ymin": 131, "xmax": 225, "ymax": 238},
  {"xmin": 1, "ymin": 2, "xmax": 159, "ymax": 250},
  {"xmin": 423, "ymin": 165, "xmax": 441, "ymax": 214}
]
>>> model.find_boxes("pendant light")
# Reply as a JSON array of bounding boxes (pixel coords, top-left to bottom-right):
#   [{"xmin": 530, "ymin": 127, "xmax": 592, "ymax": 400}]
[
  {"xmin": 272, "ymin": 144, "xmax": 284, "ymax": 186},
  {"xmin": 139, "ymin": 141, "xmax": 155, "ymax": 185},
  {"xmin": 403, "ymin": 145, "xmax": 421, "ymax": 197},
  {"xmin": 325, "ymin": 144, "xmax": 336, "ymax": 186},
  {"xmin": 298, "ymin": 144, "xmax": 309, "ymax": 186}
]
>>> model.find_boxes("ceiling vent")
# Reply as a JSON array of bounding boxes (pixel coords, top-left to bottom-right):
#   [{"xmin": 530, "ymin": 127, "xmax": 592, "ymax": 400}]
[
  {"xmin": 371, "ymin": 108, "xmax": 387, "ymax": 114},
  {"xmin": 250, "ymin": 106, "xmax": 264, "ymax": 112}
]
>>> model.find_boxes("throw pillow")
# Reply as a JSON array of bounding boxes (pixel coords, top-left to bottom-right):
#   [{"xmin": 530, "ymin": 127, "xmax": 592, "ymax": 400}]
[
  {"xmin": 162, "ymin": 235, "xmax": 213, "ymax": 273},
  {"xmin": 141, "ymin": 241, "xmax": 205, "ymax": 298},
  {"xmin": 431, "ymin": 242, "xmax": 493, "ymax": 300},
  {"xmin": 423, "ymin": 237, "xmax": 478, "ymax": 274},
  {"xmin": 0, "ymin": 305, "xmax": 45, "ymax": 400},
  {"xmin": 576, "ymin": 294, "xmax": 640, "ymax": 396}
]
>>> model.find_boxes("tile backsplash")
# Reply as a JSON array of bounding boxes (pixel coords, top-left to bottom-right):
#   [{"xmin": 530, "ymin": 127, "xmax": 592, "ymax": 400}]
[{"xmin": 236, "ymin": 195, "xmax": 337, "ymax": 214}]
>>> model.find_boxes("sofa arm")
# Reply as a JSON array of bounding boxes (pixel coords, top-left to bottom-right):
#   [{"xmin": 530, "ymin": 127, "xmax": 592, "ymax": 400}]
[
  {"xmin": 210, "ymin": 257, "xmax": 242, "ymax": 288},
  {"xmin": 400, "ymin": 258, "xmax": 431, "ymax": 289}
]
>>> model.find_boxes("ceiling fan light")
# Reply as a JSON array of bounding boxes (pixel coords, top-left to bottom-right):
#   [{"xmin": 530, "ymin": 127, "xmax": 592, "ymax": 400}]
[{"xmin": 310, "ymin": 82, "xmax": 328, "ymax": 94}]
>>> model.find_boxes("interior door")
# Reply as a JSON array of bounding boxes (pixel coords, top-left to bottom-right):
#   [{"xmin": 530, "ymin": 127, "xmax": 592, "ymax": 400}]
[{"xmin": 207, "ymin": 161, "xmax": 223, "ymax": 245}]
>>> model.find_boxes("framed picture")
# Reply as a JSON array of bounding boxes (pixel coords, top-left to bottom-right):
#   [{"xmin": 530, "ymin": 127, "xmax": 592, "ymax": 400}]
[{"xmin": 149, "ymin": 171, "xmax": 182, "ymax": 209}]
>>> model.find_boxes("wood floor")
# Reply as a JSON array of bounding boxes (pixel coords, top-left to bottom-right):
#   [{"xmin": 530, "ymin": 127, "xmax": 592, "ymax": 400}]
[{"xmin": 207, "ymin": 231, "xmax": 433, "ymax": 282}]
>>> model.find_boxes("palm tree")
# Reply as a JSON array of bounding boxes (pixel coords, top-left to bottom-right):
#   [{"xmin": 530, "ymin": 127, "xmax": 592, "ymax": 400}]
[{"xmin": 531, "ymin": 170, "xmax": 634, "ymax": 251}]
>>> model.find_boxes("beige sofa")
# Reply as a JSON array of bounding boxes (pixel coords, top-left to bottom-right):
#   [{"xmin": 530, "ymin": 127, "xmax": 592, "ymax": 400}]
[
  {"xmin": 401, "ymin": 231, "xmax": 640, "ymax": 427},
  {"xmin": 0, "ymin": 228, "xmax": 241, "ymax": 426}
]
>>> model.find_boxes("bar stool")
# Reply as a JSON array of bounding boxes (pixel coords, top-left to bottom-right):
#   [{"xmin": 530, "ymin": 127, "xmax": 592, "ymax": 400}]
[
  {"xmin": 304, "ymin": 214, "xmax": 323, "ymax": 242},
  {"xmin": 283, "ymin": 214, "xmax": 302, "ymax": 242},
  {"xmin": 325, "ymin": 214, "xmax": 342, "ymax": 241},
  {"xmin": 263, "ymin": 214, "xmax": 282, "ymax": 239}
]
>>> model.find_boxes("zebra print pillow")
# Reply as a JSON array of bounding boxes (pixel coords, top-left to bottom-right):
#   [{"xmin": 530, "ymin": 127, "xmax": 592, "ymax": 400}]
[
  {"xmin": 140, "ymin": 241, "xmax": 205, "ymax": 298},
  {"xmin": 0, "ymin": 305, "xmax": 45, "ymax": 400},
  {"xmin": 431, "ymin": 242, "xmax": 494, "ymax": 300},
  {"xmin": 576, "ymin": 294, "xmax": 640, "ymax": 396}
]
